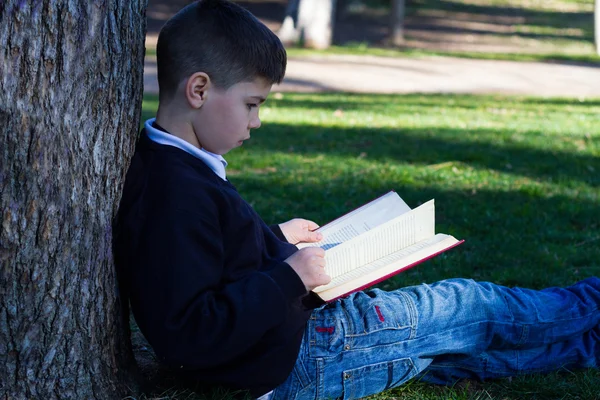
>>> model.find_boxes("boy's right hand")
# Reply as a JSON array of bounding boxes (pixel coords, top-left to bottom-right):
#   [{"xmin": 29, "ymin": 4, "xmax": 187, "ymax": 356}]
[{"xmin": 285, "ymin": 247, "xmax": 331, "ymax": 292}]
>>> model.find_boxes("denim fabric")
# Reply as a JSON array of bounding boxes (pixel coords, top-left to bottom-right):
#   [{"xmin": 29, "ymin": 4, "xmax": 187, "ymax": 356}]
[{"xmin": 272, "ymin": 278, "xmax": 600, "ymax": 400}]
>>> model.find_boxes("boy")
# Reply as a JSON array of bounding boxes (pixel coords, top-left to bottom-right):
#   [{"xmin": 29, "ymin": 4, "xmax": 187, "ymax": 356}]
[{"xmin": 114, "ymin": 1, "xmax": 600, "ymax": 399}]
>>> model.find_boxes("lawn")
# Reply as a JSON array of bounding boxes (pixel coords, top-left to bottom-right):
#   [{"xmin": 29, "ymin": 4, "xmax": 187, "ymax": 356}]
[
  {"xmin": 290, "ymin": 0, "xmax": 600, "ymax": 63},
  {"xmin": 138, "ymin": 92, "xmax": 600, "ymax": 399}
]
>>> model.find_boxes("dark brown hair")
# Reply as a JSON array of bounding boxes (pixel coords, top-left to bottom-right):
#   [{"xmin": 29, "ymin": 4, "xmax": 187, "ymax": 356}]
[{"xmin": 156, "ymin": 0, "xmax": 287, "ymax": 100}]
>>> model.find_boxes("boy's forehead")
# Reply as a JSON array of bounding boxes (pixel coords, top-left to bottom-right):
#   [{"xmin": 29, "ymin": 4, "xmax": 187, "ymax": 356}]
[{"xmin": 230, "ymin": 77, "xmax": 272, "ymax": 97}]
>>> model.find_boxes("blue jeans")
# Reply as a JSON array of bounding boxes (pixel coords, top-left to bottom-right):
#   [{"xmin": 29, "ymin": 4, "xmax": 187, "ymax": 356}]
[{"xmin": 272, "ymin": 278, "xmax": 600, "ymax": 400}]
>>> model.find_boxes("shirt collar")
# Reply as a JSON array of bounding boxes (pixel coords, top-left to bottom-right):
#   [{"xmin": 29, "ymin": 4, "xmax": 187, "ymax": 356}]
[{"xmin": 144, "ymin": 118, "xmax": 228, "ymax": 181}]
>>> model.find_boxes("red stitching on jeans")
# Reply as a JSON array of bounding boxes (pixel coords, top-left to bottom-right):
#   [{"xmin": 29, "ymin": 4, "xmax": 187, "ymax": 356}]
[
  {"xmin": 375, "ymin": 305, "xmax": 385, "ymax": 322},
  {"xmin": 315, "ymin": 326, "xmax": 335, "ymax": 334}
]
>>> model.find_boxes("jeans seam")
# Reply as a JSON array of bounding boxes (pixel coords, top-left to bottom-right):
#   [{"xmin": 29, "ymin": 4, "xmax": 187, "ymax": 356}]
[
  {"xmin": 294, "ymin": 357, "xmax": 310, "ymax": 390},
  {"xmin": 516, "ymin": 325, "xmax": 529, "ymax": 348},
  {"xmin": 397, "ymin": 290, "xmax": 418, "ymax": 340},
  {"xmin": 340, "ymin": 303, "xmax": 354, "ymax": 339},
  {"xmin": 316, "ymin": 358, "xmax": 324, "ymax": 400}
]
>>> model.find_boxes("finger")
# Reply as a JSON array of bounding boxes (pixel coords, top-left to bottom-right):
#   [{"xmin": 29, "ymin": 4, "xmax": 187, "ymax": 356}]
[
  {"xmin": 305, "ymin": 230, "xmax": 323, "ymax": 242},
  {"xmin": 319, "ymin": 273, "xmax": 331, "ymax": 285},
  {"xmin": 313, "ymin": 257, "xmax": 326, "ymax": 268},
  {"xmin": 304, "ymin": 247, "xmax": 324, "ymax": 256},
  {"xmin": 305, "ymin": 220, "xmax": 320, "ymax": 230}
]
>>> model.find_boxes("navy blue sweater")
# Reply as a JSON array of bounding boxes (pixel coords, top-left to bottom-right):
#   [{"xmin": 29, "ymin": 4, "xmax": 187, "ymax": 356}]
[{"xmin": 114, "ymin": 130, "xmax": 320, "ymax": 396}]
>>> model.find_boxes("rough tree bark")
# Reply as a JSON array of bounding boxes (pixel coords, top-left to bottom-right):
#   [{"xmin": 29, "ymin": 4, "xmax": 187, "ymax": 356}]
[
  {"xmin": 0, "ymin": 1, "xmax": 147, "ymax": 398},
  {"xmin": 278, "ymin": 0, "xmax": 337, "ymax": 49}
]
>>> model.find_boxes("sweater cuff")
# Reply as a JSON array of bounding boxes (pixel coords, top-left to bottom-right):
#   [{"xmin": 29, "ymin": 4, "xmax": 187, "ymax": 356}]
[
  {"xmin": 265, "ymin": 262, "xmax": 307, "ymax": 301},
  {"xmin": 269, "ymin": 224, "xmax": 288, "ymax": 242}
]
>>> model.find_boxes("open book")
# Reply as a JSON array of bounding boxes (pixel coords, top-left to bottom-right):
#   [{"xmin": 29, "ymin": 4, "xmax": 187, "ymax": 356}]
[{"xmin": 297, "ymin": 191, "xmax": 463, "ymax": 302}]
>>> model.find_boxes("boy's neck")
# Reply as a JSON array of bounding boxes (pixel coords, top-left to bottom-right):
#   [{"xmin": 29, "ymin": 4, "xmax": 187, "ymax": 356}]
[{"xmin": 155, "ymin": 106, "xmax": 202, "ymax": 150}]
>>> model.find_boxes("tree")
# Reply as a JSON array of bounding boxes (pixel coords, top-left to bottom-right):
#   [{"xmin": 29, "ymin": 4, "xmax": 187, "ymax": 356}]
[
  {"xmin": 390, "ymin": 0, "xmax": 406, "ymax": 46},
  {"xmin": 0, "ymin": 1, "xmax": 147, "ymax": 398},
  {"xmin": 278, "ymin": 0, "xmax": 338, "ymax": 49},
  {"xmin": 596, "ymin": 0, "xmax": 600, "ymax": 55}
]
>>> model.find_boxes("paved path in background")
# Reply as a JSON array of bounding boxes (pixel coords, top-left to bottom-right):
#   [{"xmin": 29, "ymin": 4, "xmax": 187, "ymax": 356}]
[{"xmin": 144, "ymin": 45, "xmax": 600, "ymax": 98}]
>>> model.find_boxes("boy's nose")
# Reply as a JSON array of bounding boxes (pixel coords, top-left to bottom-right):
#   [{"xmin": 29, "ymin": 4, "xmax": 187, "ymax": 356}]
[{"xmin": 249, "ymin": 116, "xmax": 261, "ymax": 129}]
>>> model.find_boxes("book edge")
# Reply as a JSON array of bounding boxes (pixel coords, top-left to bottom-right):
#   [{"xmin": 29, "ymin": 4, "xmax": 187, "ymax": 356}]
[
  {"xmin": 322, "ymin": 199, "xmax": 435, "ymax": 272},
  {"xmin": 318, "ymin": 239, "xmax": 465, "ymax": 302},
  {"xmin": 315, "ymin": 190, "xmax": 398, "ymax": 231}
]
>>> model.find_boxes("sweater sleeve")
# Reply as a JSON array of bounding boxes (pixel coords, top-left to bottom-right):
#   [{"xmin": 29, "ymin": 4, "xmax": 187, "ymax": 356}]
[
  {"xmin": 128, "ymin": 207, "xmax": 307, "ymax": 369},
  {"xmin": 269, "ymin": 224, "xmax": 288, "ymax": 242}
]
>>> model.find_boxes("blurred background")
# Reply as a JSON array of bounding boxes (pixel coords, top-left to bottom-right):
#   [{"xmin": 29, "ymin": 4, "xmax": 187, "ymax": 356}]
[
  {"xmin": 143, "ymin": 0, "xmax": 600, "ymax": 95},
  {"xmin": 146, "ymin": 0, "xmax": 599, "ymax": 57}
]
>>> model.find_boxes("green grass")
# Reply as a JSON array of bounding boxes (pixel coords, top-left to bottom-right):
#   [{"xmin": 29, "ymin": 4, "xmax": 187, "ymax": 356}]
[
  {"xmin": 145, "ymin": 44, "xmax": 600, "ymax": 64},
  {"xmin": 285, "ymin": 45, "xmax": 600, "ymax": 65},
  {"xmin": 138, "ymin": 92, "xmax": 600, "ymax": 399}
]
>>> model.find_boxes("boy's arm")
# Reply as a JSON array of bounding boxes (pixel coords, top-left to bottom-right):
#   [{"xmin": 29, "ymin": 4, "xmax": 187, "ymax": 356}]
[
  {"xmin": 269, "ymin": 224, "xmax": 288, "ymax": 242},
  {"xmin": 129, "ymin": 208, "xmax": 307, "ymax": 369}
]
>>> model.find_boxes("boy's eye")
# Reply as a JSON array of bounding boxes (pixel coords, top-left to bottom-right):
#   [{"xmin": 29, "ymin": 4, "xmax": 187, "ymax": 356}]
[{"xmin": 246, "ymin": 104, "xmax": 258, "ymax": 110}]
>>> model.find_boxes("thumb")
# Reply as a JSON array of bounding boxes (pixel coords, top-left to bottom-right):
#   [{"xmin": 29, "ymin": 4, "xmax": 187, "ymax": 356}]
[{"xmin": 305, "ymin": 220, "xmax": 320, "ymax": 231}]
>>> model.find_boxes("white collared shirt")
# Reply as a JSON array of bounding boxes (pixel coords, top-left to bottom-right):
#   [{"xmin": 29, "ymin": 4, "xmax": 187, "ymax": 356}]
[{"xmin": 144, "ymin": 118, "xmax": 228, "ymax": 181}]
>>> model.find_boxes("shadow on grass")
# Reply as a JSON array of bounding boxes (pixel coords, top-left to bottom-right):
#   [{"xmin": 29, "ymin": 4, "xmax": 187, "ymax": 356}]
[
  {"xmin": 131, "ymin": 319, "xmax": 253, "ymax": 400},
  {"xmin": 336, "ymin": 0, "xmax": 594, "ymax": 50},
  {"xmin": 247, "ymin": 122, "xmax": 599, "ymax": 188},
  {"xmin": 233, "ymin": 175, "xmax": 600, "ymax": 288},
  {"xmin": 411, "ymin": 0, "xmax": 593, "ymax": 31},
  {"xmin": 142, "ymin": 93, "xmax": 599, "ymax": 190}
]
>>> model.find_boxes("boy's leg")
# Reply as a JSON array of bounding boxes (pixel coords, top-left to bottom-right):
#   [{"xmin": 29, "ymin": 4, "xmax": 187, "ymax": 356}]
[
  {"xmin": 396, "ymin": 277, "xmax": 600, "ymax": 354},
  {"xmin": 418, "ymin": 324, "xmax": 600, "ymax": 385},
  {"xmin": 272, "ymin": 277, "xmax": 600, "ymax": 400}
]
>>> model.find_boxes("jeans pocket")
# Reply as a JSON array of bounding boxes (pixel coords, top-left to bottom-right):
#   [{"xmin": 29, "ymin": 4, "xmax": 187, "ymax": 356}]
[
  {"xmin": 308, "ymin": 309, "xmax": 345, "ymax": 359},
  {"xmin": 341, "ymin": 290, "xmax": 415, "ymax": 348},
  {"xmin": 342, "ymin": 357, "xmax": 417, "ymax": 400}
]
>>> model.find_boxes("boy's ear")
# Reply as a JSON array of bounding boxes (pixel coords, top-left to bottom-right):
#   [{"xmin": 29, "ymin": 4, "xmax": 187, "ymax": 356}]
[{"xmin": 185, "ymin": 72, "xmax": 211, "ymax": 109}]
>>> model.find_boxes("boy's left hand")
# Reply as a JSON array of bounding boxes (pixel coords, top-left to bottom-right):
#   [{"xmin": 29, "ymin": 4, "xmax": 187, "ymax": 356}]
[{"xmin": 279, "ymin": 218, "xmax": 323, "ymax": 244}]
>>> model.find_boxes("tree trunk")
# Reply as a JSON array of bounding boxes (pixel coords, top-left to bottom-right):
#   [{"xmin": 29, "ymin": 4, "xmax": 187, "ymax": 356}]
[
  {"xmin": 596, "ymin": 0, "xmax": 600, "ymax": 55},
  {"xmin": 390, "ymin": 0, "xmax": 406, "ymax": 46},
  {"xmin": 0, "ymin": 1, "xmax": 147, "ymax": 398},
  {"xmin": 279, "ymin": 0, "xmax": 337, "ymax": 49}
]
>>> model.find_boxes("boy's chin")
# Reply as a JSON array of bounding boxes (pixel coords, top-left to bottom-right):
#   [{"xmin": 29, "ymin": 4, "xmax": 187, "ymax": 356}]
[
  {"xmin": 220, "ymin": 140, "xmax": 246, "ymax": 154},
  {"xmin": 235, "ymin": 139, "xmax": 249, "ymax": 148}
]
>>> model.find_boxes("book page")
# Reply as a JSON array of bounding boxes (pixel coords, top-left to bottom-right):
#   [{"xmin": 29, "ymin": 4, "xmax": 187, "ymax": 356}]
[
  {"xmin": 297, "ymin": 191, "xmax": 411, "ymax": 250},
  {"xmin": 315, "ymin": 234, "xmax": 452, "ymax": 292},
  {"xmin": 314, "ymin": 234, "xmax": 460, "ymax": 299},
  {"xmin": 322, "ymin": 200, "xmax": 435, "ymax": 279}
]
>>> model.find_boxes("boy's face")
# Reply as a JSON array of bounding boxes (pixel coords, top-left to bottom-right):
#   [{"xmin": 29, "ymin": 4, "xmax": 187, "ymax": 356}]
[{"xmin": 193, "ymin": 77, "xmax": 272, "ymax": 155}]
